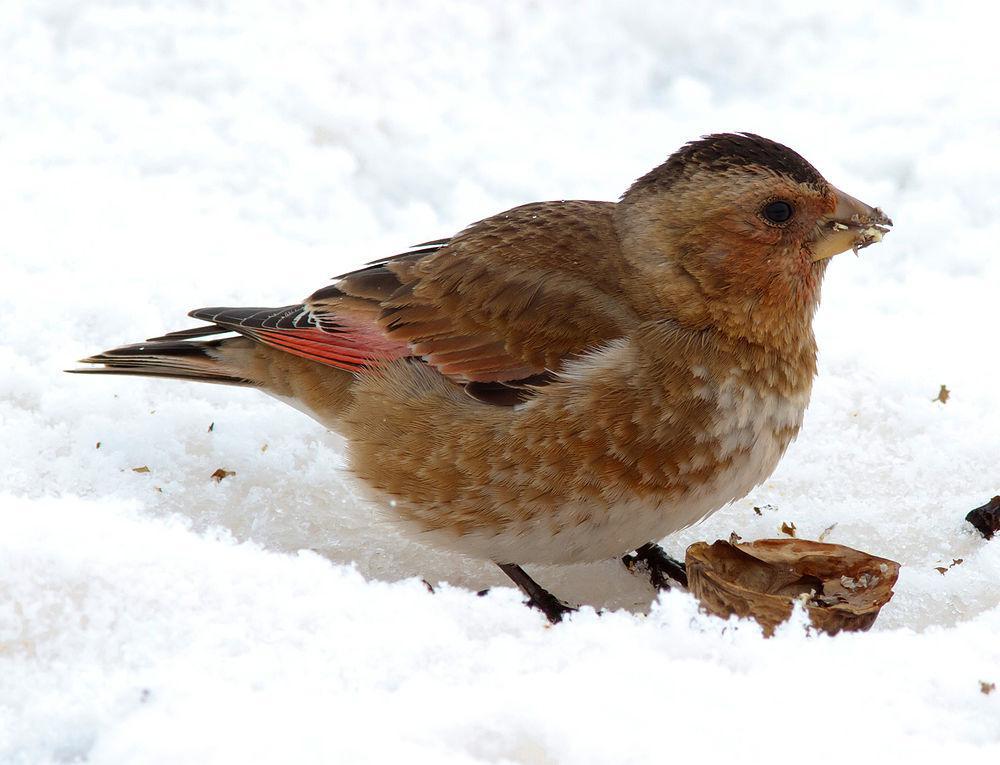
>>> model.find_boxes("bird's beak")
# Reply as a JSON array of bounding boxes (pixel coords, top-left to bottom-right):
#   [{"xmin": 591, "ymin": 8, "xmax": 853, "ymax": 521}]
[{"xmin": 810, "ymin": 187, "xmax": 893, "ymax": 262}]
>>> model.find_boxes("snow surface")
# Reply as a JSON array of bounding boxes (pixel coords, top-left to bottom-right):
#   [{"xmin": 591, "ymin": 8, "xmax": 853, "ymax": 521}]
[{"xmin": 2, "ymin": 1, "xmax": 999, "ymax": 762}]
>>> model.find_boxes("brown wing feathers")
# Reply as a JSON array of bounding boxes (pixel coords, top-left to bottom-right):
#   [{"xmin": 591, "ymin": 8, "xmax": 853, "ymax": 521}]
[
  {"xmin": 310, "ymin": 201, "xmax": 637, "ymax": 384},
  {"xmin": 74, "ymin": 204, "xmax": 635, "ymax": 402},
  {"xmin": 130, "ymin": 202, "xmax": 633, "ymax": 389}
]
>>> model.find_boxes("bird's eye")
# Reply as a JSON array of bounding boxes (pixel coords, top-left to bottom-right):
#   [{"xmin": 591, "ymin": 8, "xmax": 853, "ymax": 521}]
[{"xmin": 762, "ymin": 200, "xmax": 794, "ymax": 224}]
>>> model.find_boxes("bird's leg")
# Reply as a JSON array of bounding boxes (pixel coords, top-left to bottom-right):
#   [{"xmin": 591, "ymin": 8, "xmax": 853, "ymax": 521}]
[
  {"xmin": 497, "ymin": 563, "xmax": 576, "ymax": 624},
  {"xmin": 622, "ymin": 542, "xmax": 688, "ymax": 590}
]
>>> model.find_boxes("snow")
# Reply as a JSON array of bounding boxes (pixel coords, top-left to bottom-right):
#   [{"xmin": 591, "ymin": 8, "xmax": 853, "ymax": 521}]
[{"xmin": 2, "ymin": 1, "xmax": 999, "ymax": 761}]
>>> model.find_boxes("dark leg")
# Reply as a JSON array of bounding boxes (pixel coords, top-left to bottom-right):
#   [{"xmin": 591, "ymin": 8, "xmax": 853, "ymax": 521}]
[
  {"xmin": 497, "ymin": 563, "xmax": 576, "ymax": 624},
  {"xmin": 622, "ymin": 542, "xmax": 688, "ymax": 590}
]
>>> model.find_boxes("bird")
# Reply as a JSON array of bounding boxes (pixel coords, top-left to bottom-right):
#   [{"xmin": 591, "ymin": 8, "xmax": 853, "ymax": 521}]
[{"xmin": 71, "ymin": 133, "xmax": 892, "ymax": 622}]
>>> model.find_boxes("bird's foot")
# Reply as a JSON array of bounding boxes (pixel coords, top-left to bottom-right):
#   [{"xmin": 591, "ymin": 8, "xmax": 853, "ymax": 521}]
[
  {"xmin": 623, "ymin": 542, "xmax": 688, "ymax": 590},
  {"xmin": 525, "ymin": 590, "xmax": 577, "ymax": 624},
  {"xmin": 497, "ymin": 562, "xmax": 577, "ymax": 624}
]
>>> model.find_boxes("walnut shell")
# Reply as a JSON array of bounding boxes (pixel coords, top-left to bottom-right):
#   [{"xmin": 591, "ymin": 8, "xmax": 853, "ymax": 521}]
[{"xmin": 686, "ymin": 539, "xmax": 900, "ymax": 636}]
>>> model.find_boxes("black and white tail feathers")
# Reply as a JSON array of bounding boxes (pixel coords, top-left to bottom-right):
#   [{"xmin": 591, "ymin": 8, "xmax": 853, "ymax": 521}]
[
  {"xmin": 69, "ymin": 336, "xmax": 253, "ymax": 386},
  {"xmin": 69, "ymin": 305, "xmax": 315, "ymax": 385}
]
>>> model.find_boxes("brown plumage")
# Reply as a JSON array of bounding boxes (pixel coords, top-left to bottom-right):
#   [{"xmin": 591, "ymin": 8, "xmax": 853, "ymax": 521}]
[{"xmin": 72, "ymin": 133, "xmax": 891, "ymax": 619}]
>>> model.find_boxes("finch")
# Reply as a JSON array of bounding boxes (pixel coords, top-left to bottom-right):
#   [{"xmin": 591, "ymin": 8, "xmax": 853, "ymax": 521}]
[{"xmin": 73, "ymin": 133, "xmax": 891, "ymax": 621}]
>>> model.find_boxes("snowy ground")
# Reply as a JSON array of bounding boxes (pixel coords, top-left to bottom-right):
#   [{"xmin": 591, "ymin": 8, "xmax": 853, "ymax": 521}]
[{"xmin": 2, "ymin": 1, "xmax": 1000, "ymax": 762}]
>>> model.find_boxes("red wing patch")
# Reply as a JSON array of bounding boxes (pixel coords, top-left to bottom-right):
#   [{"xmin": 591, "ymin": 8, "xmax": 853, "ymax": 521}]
[{"xmin": 249, "ymin": 320, "xmax": 410, "ymax": 371}]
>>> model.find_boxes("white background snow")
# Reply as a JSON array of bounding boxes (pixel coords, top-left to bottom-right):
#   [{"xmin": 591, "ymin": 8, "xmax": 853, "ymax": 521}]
[{"xmin": 2, "ymin": 1, "xmax": 999, "ymax": 762}]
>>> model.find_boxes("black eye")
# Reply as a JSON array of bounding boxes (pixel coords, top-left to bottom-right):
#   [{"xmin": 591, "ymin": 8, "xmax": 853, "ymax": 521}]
[{"xmin": 762, "ymin": 200, "xmax": 794, "ymax": 224}]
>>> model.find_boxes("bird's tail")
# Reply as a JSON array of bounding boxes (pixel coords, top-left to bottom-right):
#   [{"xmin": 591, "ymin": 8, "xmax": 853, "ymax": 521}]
[
  {"xmin": 69, "ymin": 309, "xmax": 359, "ymax": 429},
  {"xmin": 68, "ymin": 336, "xmax": 255, "ymax": 386}
]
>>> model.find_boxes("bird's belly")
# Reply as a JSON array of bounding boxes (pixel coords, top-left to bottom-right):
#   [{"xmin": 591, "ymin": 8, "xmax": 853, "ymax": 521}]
[
  {"xmin": 353, "ymin": 364, "xmax": 809, "ymax": 565},
  {"xmin": 430, "ymin": 414, "xmax": 797, "ymax": 565}
]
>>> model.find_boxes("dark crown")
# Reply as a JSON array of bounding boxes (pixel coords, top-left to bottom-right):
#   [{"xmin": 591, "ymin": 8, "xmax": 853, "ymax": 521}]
[{"xmin": 624, "ymin": 133, "xmax": 826, "ymax": 198}]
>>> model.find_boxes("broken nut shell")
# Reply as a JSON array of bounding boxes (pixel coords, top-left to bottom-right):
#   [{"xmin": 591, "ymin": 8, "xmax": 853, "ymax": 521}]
[{"xmin": 686, "ymin": 538, "xmax": 900, "ymax": 636}]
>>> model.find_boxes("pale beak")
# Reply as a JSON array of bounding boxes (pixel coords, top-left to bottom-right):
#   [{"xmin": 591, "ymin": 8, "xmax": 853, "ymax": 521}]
[{"xmin": 810, "ymin": 187, "xmax": 893, "ymax": 262}]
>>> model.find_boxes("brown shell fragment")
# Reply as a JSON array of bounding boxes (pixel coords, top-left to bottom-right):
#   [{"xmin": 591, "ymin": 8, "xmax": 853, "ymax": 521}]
[{"xmin": 686, "ymin": 539, "xmax": 900, "ymax": 636}]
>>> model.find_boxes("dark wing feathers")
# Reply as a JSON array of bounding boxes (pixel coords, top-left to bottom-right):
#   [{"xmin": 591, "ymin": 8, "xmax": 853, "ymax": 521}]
[
  {"xmin": 330, "ymin": 268, "xmax": 404, "ymax": 302},
  {"xmin": 333, "ymin": 239, "xmax": 450, "ymax": 279},
  {"xmin": 146, "ymin": 306, "xmax": 314, "ymax": 342},
  {"xmin": 189, "ymin": 305, "xmax": 315, "ymax": 331},
  {"xmin": 146, "ymin": 324, "xmax": 231, "ymax": 342}
]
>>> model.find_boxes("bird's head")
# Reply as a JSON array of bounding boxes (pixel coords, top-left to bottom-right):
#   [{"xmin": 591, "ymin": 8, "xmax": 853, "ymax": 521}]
[{"xmin": 616, "ymin": 133, "xmax": 891, "ymax": 350}]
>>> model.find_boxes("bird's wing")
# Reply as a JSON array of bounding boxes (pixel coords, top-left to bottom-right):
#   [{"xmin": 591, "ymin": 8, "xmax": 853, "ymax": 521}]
[
  {"xmin": 308, "ymin": 200, "xmax": 638, "ymax": 385},
  {"xmin": 168, "ymin": 201, "xmax": 637, "ymax": 404}
]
